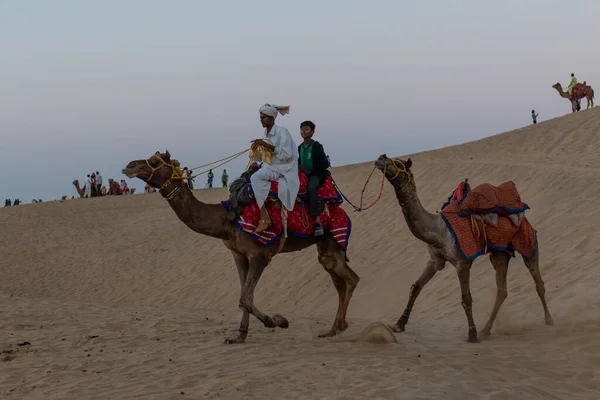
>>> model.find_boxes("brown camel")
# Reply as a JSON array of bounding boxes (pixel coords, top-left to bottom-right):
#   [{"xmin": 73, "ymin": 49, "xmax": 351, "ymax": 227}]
[
  {"xmin": 552, "ymin": 82, "xmax": 594, "ymax": 112},
  {"xmin": 374, "ymin": 154, "xmax": 553, "ymax": 343},
  {"xmin": 123, "ymin": 150, "xmax": 360, "ymax": 344},
  {"xmin": 72, "ymin": 179, "xmax": 100, "ymax": 198}
]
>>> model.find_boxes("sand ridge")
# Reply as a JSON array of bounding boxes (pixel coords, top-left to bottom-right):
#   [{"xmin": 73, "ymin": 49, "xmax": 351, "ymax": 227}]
[{"xmin": 2, "ymin": 108, "xmax": 600, "ymax": 398}]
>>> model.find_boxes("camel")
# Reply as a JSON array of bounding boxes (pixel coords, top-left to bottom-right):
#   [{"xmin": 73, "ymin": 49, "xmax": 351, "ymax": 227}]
[
  {"xmin": 374, "ymin": 155, "xmax": 554, "ymax": 343},
  {"xmin": 123, "ymin": 150, "xmax": 360, "ymax": 344},
  {"xmin": 72, "ymin": 179, "xmax": 100, "ymax": 198},
  {"xmin": 552, "ymin": 82, "xmax": 594, "ymax": 112}
]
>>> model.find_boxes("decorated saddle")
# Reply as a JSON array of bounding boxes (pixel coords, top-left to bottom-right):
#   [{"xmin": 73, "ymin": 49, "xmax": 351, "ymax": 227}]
[
  {"xmin": 570, "ymin": 82, "xmax": 590, "ymax": 100},
  {"xmin": 440, "ymin": 180, "xmax": 536, "ymax": 260},
  {"xmin": 222, "ymin": 170, "xmax": 351, "ymax": 250}
]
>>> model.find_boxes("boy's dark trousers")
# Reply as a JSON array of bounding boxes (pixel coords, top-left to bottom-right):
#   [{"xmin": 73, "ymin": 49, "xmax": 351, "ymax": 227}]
[{"xmin": 307, "ymin": 173, "xmax": 327, "ymax": 218}]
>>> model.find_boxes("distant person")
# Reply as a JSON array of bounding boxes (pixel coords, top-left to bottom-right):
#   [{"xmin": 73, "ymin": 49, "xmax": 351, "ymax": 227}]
[
  {"xmin": 207, "ymin": 169, "xmax": 214, "ymax": 188},
  {"xmin": 531, "ymin": 110, "xmax": 539, "ymax": 124},
  {"xmin": 567, "ymin": 73, "xmax": 581, "ymax": 110},
  {"xmin": 184, "ymin": 167, "xmax": 195, "ymax": 190},
  {"xmin": 95, "ymin": 171, "xmax": 103, "ymax": 195},
  {"xmin": 221, "ymin": 169, "xmax": 229, "ymax": 188},
  {"xmin": 84, "ymin": 174, "xmax": 92, "ymax": 197},
  {"xmin": 120, "ymin": 180, "xmax": 129, "ymax": 194},
  {"xmin": 298, "ymin": 120, "xmax": 330, "ymax": 237}
]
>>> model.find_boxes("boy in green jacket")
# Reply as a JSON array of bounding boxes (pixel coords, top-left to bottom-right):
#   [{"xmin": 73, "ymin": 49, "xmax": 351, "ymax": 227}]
[{"xmin": 298, "ymin": 120, "xmax": 330, "ymax": 237}]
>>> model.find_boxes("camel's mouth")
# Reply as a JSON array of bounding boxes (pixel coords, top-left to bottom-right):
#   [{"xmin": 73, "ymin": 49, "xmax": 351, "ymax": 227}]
[
  {"xmin": 122, "ymin": 167, "xmax": 138, "ymax": 179},
  {"xmin": 122, "ymin": 161, "xmax": 144, "ymax": 179},
  {"xmin": 374, "ymin": 154, "xmax": 390, "ymax": 171}
]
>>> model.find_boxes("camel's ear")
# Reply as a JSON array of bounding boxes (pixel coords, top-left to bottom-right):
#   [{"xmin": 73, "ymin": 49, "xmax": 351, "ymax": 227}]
[
  {"xmin": 164, "ymin": 150, "xmax": 171, "ymax": 161},
  {"xmin": 405, "ymin": 158, "xmax": 412, "ymax": 169}
]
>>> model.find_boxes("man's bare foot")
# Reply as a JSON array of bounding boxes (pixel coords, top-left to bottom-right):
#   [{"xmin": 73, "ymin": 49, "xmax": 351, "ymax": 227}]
[{"xmin": 255, "ymin": 217, "xmax": 272, "ymax": 233}]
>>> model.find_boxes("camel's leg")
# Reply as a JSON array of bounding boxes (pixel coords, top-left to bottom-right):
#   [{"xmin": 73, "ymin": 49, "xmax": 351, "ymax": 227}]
[
  {"xmin": 480, "ymin": 251, "xmax": 510, "ymax": 337},
  {"xmin": 455, "ymin": 260, "xmax": 478, "ymax": 343},
  {"xmin": 522, "ymin": 240, "xmax": 554, "ymax": 326},
  {"xmin": 316, "ymin": 238, "xmax": 360, "ymax": 338},
  {"xmin": 238, "ymin": 256, "xmax": 289, "ymax": 331},
  {"xmin": 392, "ymin": 257, "xmax": 444, "ymax": 333},
  {"xmin": 224, "ymin": 252, "xmax": 251, "ymax": 344}
]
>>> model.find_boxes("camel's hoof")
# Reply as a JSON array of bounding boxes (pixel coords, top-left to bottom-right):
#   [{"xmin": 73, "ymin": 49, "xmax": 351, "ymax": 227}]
[
  {"xmin": 480, "ymin": 329, "xmax": 491, "ymax": 337},
  {"xmin": 318, "ymin": 330, "xmax": 337, "ymax": 338},
  {"xmin": 391, "ymin": 324, "xmax": 405, "ymax": 333},
  {"xmin": 224, "ymin": 336, "xmax": 245, "ymax": 344},
  {"xmin": 467, "ymin": 328, "xmax": 479, "ymax": 343},
  {"xmin": 545, "ymin": 316, "xmax": 555, "ymax": 326},
  {"xmin": 273, "ymin": 314, "xmax": 289, "ymax": 329}
]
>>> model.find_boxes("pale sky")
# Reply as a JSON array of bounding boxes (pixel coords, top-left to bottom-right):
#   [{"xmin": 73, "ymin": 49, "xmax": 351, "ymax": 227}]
[{"xmin": 1, "ymin": 0, "xmax": 599, "ymax": 202}]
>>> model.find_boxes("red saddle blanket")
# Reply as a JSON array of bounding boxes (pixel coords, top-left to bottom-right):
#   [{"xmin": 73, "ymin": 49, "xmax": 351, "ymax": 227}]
[
  {"xmin": 440, "ymin": 181, "xmax": 536, "ymax": 260},
  {"xmin": 221, "ymin": 200, "xmax": 351, "ymax": 250}
]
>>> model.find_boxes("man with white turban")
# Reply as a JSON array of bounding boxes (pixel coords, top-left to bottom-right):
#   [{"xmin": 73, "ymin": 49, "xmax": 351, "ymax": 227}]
[{"xmin": 250, "ymin": 104, "xmax": 300, "ymax": 233}]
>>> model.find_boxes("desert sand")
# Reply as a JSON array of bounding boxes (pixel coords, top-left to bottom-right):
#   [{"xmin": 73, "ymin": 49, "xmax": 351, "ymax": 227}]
[{"xmin": 2, "ymin": 109, "xmax": 600, "ymax": 399}]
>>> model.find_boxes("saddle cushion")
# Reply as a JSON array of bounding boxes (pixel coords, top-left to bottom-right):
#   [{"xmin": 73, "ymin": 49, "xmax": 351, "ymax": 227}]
[
  {"xmin": 440, "ymin": 181, "xmax": 536, "ymax": 260},
  {"xmin": 442, "ymin": 181, "xmax": 529, "ymax": 216}
]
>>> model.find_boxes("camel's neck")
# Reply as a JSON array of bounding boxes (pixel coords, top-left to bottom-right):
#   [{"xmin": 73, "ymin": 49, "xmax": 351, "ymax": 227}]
[
  {"xmin": 555, "ymin": 86, "xmax": 569, "ymax": 99},
  {"xmin": 392, "ymin": 181, "xmax": 441, "ymax": 246},
  {"xmin": 161, "ymin": 184, "xmax": 231, "ymax": 240}
]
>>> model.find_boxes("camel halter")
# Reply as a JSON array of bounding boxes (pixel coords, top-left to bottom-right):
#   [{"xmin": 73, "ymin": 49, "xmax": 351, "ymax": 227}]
[
  {"xmin": 145, "ymin": 153, "xmax": 185, "ymax": 197},
  {"xmin": 382, "ymin": 156, "xmax": 414, "ymax": 205}
]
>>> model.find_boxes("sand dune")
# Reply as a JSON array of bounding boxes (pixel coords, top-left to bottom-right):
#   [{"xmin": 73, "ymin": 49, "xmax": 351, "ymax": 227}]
[{"xmin": 2, "ymin": 108, "xmax": 600, "ymax": 399}]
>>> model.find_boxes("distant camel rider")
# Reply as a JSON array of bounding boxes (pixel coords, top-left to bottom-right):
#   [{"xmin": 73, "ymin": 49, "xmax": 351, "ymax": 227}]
[
  {"xmin": 567, "ymin": 73, "xmax": 577, "ymax": 96},
  {"xmin": 250, "ymin": 103, "xmax": 299, "ymax": 234}
]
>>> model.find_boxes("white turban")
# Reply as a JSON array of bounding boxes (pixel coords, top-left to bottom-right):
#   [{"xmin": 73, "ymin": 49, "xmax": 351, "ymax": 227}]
[{"xmin": 259, "ymin": 104, "xmax": 290, "ymax": 119}]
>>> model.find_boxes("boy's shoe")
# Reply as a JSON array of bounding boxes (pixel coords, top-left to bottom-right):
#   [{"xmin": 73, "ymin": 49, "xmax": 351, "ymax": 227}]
[{"xmin": 314, "ymin": 223, "xmax": 324, "ymax": 237}]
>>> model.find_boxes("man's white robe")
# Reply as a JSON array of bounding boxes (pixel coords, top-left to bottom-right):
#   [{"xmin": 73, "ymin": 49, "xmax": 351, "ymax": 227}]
[{"xmin": 250, "ymin": 124, "xmax": 299, "ymax": 211}]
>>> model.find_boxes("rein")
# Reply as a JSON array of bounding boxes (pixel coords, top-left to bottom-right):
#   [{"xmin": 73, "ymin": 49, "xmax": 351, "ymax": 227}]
[
  {"xmin": 145, "ymin": 143, "xmax": 273, "ymax": 199},
  {"xmin": 332, "ymin": 157, "xmax": 410, "ymax": 212}
]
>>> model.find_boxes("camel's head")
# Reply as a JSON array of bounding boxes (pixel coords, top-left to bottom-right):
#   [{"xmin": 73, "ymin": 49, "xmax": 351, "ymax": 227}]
[
  {"xmin": 374, "ymin": 154, "xmax": 413, "ymax": 186},
  {"xmin": 122, "ymin": 150, "xmax": 183, "ymax": 190},
  {"xmin": 552, "ymin": 83, "xmax": 562, "ymax": 91},
  {"xmin": 72, "ymin": 179, "xmax": 79, "ymax": 186}
]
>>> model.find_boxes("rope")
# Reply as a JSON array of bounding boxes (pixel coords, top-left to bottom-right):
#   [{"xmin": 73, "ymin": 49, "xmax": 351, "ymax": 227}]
[
  {"xmin": 330, "ymin": 163, "xmax": 389, "ymax": 212},
  {"xmin": 186, "ymin": 148, "xmax": 251, "ymax": 179},
  {"xmin": 188, "ymin": 148, "xmax": 251, "ymax": 173}
]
